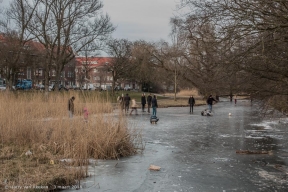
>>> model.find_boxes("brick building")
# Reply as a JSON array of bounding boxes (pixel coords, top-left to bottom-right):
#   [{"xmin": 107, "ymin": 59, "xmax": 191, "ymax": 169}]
[
  {"xmin": 0, "ymin": 34, "xmax": 76, "ymax": 87},
  {"xmin": 75, "ymin": 56, "xmax": 139, "ymax": 90},
  {"xmin": 75, "ymin": 56, "xmax": 113, "ymax": 89}
]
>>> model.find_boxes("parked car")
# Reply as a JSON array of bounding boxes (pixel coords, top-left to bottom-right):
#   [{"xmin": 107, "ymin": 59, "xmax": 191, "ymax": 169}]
[
  {"xmin": 48, "ymin": 85, "xmax": 54, "ymax": 91},
  {"xmin": 124, "ymin": 86, "xmax": 131, "ymax": 91},
  {"xmin": 16, "ymin": 79, "xmax": 32, "ymax": 90},
  {"xmin": 114, "ymin": 86, "xmax": 123, "ymax": 91},
  {"xmin": 0, "ymin": 85, "xmax": 6, "ymax": 91},
  {"xmin": 49, "ymin": 84, "xmax": 68, "ymax": 91},
  {"xmin": 35, "ymin": 84, "xmax": 45, "ymax": 90},
  {"xmin": 73, "ymin": 85, "xmax": 80, "ymax": 90}
]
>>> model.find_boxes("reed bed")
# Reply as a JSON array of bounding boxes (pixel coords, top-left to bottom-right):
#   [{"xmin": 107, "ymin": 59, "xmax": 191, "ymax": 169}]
[{"xmin": 0, "ymin": 91, "xmax": 142, "ymax": 191}]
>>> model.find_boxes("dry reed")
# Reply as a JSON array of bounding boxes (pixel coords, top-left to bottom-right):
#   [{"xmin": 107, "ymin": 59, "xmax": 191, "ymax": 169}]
[{"xmin": 0, "ymin": 91, "xmax": 142, "ymax": 191}]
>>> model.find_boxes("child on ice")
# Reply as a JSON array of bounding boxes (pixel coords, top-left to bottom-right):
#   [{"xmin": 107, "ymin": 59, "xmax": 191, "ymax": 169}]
[{"xmin": 83, "ymin": 107, "xmax": 89, "ymax": 122}]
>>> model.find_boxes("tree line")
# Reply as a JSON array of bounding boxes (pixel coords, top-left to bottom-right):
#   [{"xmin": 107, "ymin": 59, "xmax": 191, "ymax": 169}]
[{"xmin": 164, "ymin": 0, "xmax": 288, "ymax": 112}]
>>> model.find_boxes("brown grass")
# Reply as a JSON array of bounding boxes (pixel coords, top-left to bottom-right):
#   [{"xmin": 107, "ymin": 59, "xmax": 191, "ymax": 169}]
[
  {"xmin": 158, "ymin": 88, "xmax": 205, "ymax": 107},
  {"xmin": 158, "ymin": 98, "xmax": 206, "ymax": 107},
  {"xmin": 0, "ymin": 91, "xmax": 142, "ymax": 191},
  {"xmin": 163, "ymin": 88, "xmax": 200, "ymax": 97}
]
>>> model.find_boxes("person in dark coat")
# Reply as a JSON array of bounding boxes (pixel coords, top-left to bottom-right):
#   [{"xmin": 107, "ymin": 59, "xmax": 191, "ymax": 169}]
[
  {"xmin": 124, "ymin": 93, "xmax": 131, "ymax": 113},
  {"xmin": 141, "ymin": 93, "xmax": 147, "ymax": 112},
  {"xmin": 188, "ymin": 95, "xmax": 195, "ymax": 114},
  {"xmin": 207, "ymin": 95, "xmax": 216, "ymax": 112},
  {"xmin": 151, "ymin": 95, "xmax": 158, "ymax": 116},
  {"xmin": 147, "ymin": 93, "xmax": 152, "ymax": 113},
  {"xmin": 68, "ymin": 96, "xmax": 75, "ymax": 118}
]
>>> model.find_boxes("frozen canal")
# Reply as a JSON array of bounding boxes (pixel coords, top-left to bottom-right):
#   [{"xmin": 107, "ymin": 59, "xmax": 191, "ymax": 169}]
[{"xmin": 65, "ymin": 99, "xmax": 288, "ymax": 192}]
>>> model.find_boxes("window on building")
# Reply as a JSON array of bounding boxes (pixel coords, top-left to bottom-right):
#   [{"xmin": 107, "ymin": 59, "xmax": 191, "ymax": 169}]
[
  {"xmin": 27, "ymin": 67, "xmax": 31, "ymax": 79},
  {"xmin": 52, "ymin": 70, "xmax": 56, "ymax": 76},
  {"xmin": 38, "ymin": 69, "xmax": 43, "ymax": 76},
  {"xmin": 68, "ymin": 71, "xmax": 71, "ymax": 77},
  {"xmin": 19, "ymin": 68, "xmax": 24, "ymax": 76},
  {"xmin": 94, "ymin": 68, "xmax": 98, "ymax": 73},
  {"xmin": 34, "ymin": 69, "xmax": 43, "ymax": 76}
]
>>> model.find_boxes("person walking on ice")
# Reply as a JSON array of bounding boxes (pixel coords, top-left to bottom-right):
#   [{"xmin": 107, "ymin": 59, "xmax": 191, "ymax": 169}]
[
  {"xmin": 188, "ymin": 95, "xmax": 195, "ymax": 114},
  {"xmin": 129, "ymin": 98, "xmax": 138, "ymax": 115},
  {"xmin": 206, "ymin": 95, "xmax": 216, "ymax": 112},
  {"xmin": 151, "ymin": 95, "xmax": 158, "ymax": 116},
  {"xmin": 141, "ymin": 93, "xmax": 147, "ymax": 112},
  {"xmin": 124, "ymin": 93, "xmax": 131, "ymax": 114},
  {"xmin": 147, "ymin": 93, "xmax": 152, "ymax": 113}
]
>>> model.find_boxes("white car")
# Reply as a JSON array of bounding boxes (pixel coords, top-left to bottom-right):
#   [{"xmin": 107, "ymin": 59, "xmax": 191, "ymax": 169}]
[
  {"xmin": 0, "ymin": 85, "xmax": 6, "ymax": 91},
  {"xmin": 124, "ymin": 86, "xmax": 131, "ymax": 91},
  {"xmin": 49, "ymin": 85, "xmax": 54, "ymax": 91}
]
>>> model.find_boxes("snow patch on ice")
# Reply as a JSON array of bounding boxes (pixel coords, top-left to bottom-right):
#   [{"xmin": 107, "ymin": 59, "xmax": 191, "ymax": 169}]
[
  {"xmin": 245, "ymin": 135, "xmax": 265, "ymax": 139},
  {"xmin": 258, "ymin": 170, "xmax": 287, "ymax": 184},
  {"xmin": 250, "ymin": 120, "xmax": 280, "ymax": 131},
  {"xmin": 214, "ymin": 157, "xmax": 230, "ymax": 162},
  {"xmin": 219, "ymin": 134, "xmax": 242, "ymax": 138}
]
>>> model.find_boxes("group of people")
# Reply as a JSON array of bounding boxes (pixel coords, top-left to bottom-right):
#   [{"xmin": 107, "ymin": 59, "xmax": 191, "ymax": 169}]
[
  {"xmin": 67, "ymin": 94, "xmax": 218, "ymax": 121},
  {"xmin": 188, "ymin": 94, "xmax": 218, "ymax": 115},
  {"xmin": 117, "ymin": 93, "xmax": 158, "ymax": 116},
  {"xmin": 68, "ymin": 96, "xmax": 88, "ymax": 121}
]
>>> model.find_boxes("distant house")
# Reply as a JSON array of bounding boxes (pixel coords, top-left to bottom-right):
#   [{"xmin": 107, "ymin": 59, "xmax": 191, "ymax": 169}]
[
  {"xmin": 0, "ymin": 34, "xmax": 76, "ymax": 87},
  {"xmin": 75, "ymin": 56, "xmax": 113, "ymax": 89},
  {"xmin": 75, "ymin": 56, "xmax": 139, "ymax": 90}
]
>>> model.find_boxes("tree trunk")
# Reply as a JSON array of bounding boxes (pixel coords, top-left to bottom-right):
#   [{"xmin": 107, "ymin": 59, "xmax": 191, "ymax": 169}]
[{"xmin": 174, "ymin": 68, "xmax": 177, "ymax": 101}]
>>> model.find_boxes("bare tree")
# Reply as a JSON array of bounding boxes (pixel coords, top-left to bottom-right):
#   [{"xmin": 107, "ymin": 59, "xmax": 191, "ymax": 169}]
[
  {"xmin": 178, "ymin": 0, "xmax": 288, "ymax": 111},
  {"xmin": 0, "ymin": 0, "xmax": 39, "ymax": 90},
  {"xmin": 25, "ymin": 0, "xmax": 115, "ymax": 91},
  {"xmin": 105, "ymin": 38, "xmax": 133, "ymax": 95}
]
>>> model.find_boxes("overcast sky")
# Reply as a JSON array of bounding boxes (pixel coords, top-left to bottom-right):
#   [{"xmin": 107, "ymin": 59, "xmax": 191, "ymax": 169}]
[
  {"xmin": 103, "ymin": 0, "xmax": 180, "ymax": 43},
  {"xmin": 1, "ymin": 0, "xmax": 181, "ymax": 43}
]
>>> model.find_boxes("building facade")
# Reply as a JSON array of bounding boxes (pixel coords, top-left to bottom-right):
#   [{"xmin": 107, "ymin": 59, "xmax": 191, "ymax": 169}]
[
  {"xmin": 75, "ymin": 56, "xmax": 113, "ymax": 89},
  {"xmin": 0, "ymin": 34, "xmax": 76, "ymax": 87},
  {"xmin": 75, "ymin": 56, "xmax": 139, "ymax": 90}
]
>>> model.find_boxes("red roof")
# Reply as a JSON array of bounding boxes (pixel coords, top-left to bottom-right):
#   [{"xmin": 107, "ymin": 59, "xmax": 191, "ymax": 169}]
[
  {"xmin": 0, "ymin": 34, "xmax": 72, "ymax": 55},
  {"xmin": 25, "ymin": 41, "xmax": 45, "ymax": 51}
]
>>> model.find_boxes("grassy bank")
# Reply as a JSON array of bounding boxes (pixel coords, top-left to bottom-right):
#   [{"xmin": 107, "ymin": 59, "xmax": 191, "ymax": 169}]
[
  {"xmin": 114, "ymin": 89, "xmax": 206, "ymax": 108},
  {"xmin": 0, "ymin": 91, "xmax": 142, "ymax": 191}
]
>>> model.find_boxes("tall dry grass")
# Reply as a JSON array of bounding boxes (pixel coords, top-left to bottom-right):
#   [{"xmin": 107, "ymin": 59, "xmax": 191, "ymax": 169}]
[{"xmin": 0, "ymin": 91, "xmax": 142, "ymax": 191}]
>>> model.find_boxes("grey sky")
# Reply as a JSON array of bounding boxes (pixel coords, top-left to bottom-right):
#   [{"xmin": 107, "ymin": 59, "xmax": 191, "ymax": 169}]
[
  {"xmin": 103, "ymin": 0, "xmax": 180, "ymax": 42},
  {"xmin": 1, "ymin": 0, "xmax": 180, "ymax": 43}
]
